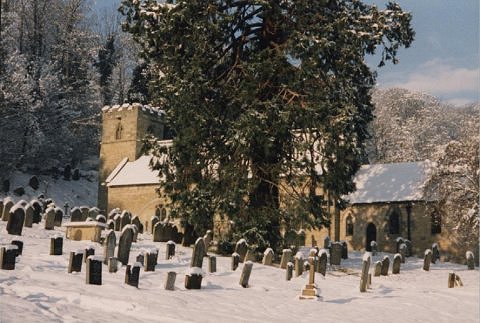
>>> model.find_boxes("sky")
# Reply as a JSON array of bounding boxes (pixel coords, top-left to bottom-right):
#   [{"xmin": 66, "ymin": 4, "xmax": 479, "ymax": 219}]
[{"xmin": 95, "ymin": 0, "xmax": 479, "ymax": 105}]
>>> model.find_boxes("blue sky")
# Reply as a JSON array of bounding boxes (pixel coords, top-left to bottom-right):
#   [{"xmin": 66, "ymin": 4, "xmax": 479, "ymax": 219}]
[{"xmin": 95, "ymin": 0, "xmax": 479, "ymax": 105}]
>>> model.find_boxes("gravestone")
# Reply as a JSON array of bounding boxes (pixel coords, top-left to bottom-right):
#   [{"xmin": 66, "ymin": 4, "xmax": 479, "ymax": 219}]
[
  {"xmin": 370, "ymin": 241, "xmax": 378, "ymax": 256},
  {"xmin": 392, "ymin": 253, "xmax": 401, "ymax": 274},
  {"xmin": 144, "ymin": 249, "xmax": 158, "ymax": 272},
  {"xmin": 294, "ymin": 252, "xmax": 304, "ymax": 277},
  {"xmin": 466, "ymin": 251, "xmax": 475, "ymax": 270},
  {"xmin": 234, "ymin": 239, "xmax": 249, "ymax": 263},
  {"xmin": 324, "ymin": 236, "xmax": 331, "ymax": 250},
  {"xmin": 399, "ymin": 243, "xmax": 407, "ymax": 263},
  {"xmin": 24, "ymin": 204, "xmax": 34, "ymax": 228},
  {"xmin": 30, "ymin": 200, "xmax": 42, "ymax": 223},
  {"xmin": 117, "ymin": 226, "xmax": 134, "ymax": 265},
  {"xmin": 44, "ymin": 208, "xmax": 55, "ymax": 230},
  {"xmin": 96, "ymin": 215, "xmax": 106, "ymax": 224},
  {"xmin": 131, "ymin": 216, "xmax": 143, "ymax": 234},
  {"xmin": 190, "ymin": 238, "xmax": 206, "ymax": 268},
  {"xmin": 0, "ymin": 245, "xmax": 17, "ymax": 270},
  {"xmin": 396, "ymin": 237, "xmax": 405, "ymax": 253},
  {"xmin": 381, "ymin": 256, "xmax": 390, "ymax": 276},
  {"xmin": 68, "ymin": 251, "xmax": 83, "ymax": 273},
  {"xmin": 125, "ymin": 263, "xmax": 141, "ymax": 288},
  {"xmin": 330, "ymin": 242, "xmax": 342, "ymax": 266},
  {"xmin": 88, "ymin": 207, "xmax": 100, "ymax": 220},
  {"xmin": 208, "ymin": 256, "xmax": 217, "ymax": 273},
  {"xmin": 240, "ymin": 261, "xmax": 253, "ymax": 288},
  {"xmin": 120, "ymin": 211, "xmax": 131, "ymax": 230},
  {"xmin": 1, "ymin": 198, "xmax": 14, "ymax": 221},
  {"xmin": 29, "ymin": 176, "xmax": 40, "ymax": 190},
  {"xmin": 340, "ymin": 241, "xmax": 348, "ymax": 259},
  {"xmin": 165, "ymin": 271, "xmax": 176, "ymax": 291},
  {"xmin": 53, "ymin": 208, "xmax": 63, "ymax": 227},
  {"xmin": 108, "ymin": 257, "xmax": 119, "ymax": 273},
  {"xmin": 7, "ymin": 206, "xmax": 25, "ymax": 235},
  {"xmin": 150, "ymin": 216, "xmax": 159, "ymax": 234},
  {"xmin": 360, "ymin": 253, "xmax": 371, "ymax": 292},
  {"xmin": 0, "ymin": 200, "xmax": 3, "ymax": 220},
  {"xmin": 280, "ymin": 249, "xmax": 292, "ymax": 269},
  {"xmin": 108, "ymin": 208, "xmax": 120, "ymax": 220},
  {"xmin": 317, "ymin": 250, "xmax": 327, "ymax": 276},
  {"xmin": 130, "ymin": 224, "xmax": 139, "ymax": 242},
  {"xmin": 431, "ymin": 243, "xmax": 440, "ymax": 264},
  {"xmin": 404, "ymin": 240, "xmax": 412, "ymax": 257},
  {"xmin": 303, "ymin": 260, "xmax": 310, "ymax": 272},
  {"xmin": 50, "ymin": 236, "xmax": 63, "ymax": 255},
  {"xmin": 103, "ymin": 230, "xmax": 116, "ymax": 264},
  {"xmin": 448, "ymin": 273, "xmax": 463, "ymax": 288},
  {"xmin": 423, "ymin": 249, "xmax": 432, "ymax": 271},
  {"xmin": 231, "ymin": 253, "xmax": 240, "ymax": 271},
  {"xmin": 83, "ymin": 246, "xmax": 95, "ymax": 262},
  {"xmin": 79, "ymin": 206, "xmax": 89, "ymax": 221},
  {"xmin": 11, "ymin": 240, "xmax": 23, "ymax": 256},
  {"xmin": 374, "ymin": 261, "xmax": 382, "ymax": 276},
  {"xmin": 86, "ymin": 256, "xmax": 102, "ymax": 285},
  {"xmin": 70, "ymin": 207, "xmax": 83, "ymax": 222},
  {"xmin": 185, "ymin": 268, "xmax": 203, "ymax": 289},
  {"xmin": 114, "ymin": 214, "xmax": 121, "ymax": 231},
  {"xmin": 262, "ymin": 248, "xmax": 274, "ymax": 266},
  {"xmin": 203, "ymin": 230, "xmax": 213, "ymax": 253},
  {"xmin": 136, "ymin": 251, "xmax": 144, "ymax": 264},
  {"xmin": 106, "ymin": 219, "xmax": 114, "ymax": 230},
  {"xmin": 166, "ymin": 241, "xmax": 176, "ymax": 260},
  {"xmin": 245, "ymin": 249, "xmax": 256, "ymax": 263},
  {"xmin": 286, "ymin": 262, "xmax": 294, "ymax": 281}
]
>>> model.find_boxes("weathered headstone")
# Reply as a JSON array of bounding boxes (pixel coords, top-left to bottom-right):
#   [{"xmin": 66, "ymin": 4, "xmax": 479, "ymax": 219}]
[
  {"xmin": 103, "ymin": 230, "xmax": 116, "ymax": 264},
  {"xmin": 404, "ymin": 239, "xmax": 412, "ymax": 257},
  {"xmin": 208, "ymin": 256, "xmax": 217, "ymax": 273},
  {"xmin": 30, "ymin": 200, "xmax": 42, "ymax": 224},
  {"xmin": 234, "ymin": 239, "xmax": 248, "ymax": 263},
  {"xmin": 131, "ymin": 216, "xmax": 143, "ymax": 234},
  {"xmin": 185, "ymin": 268, "xmax": 203, "ymax": 289},
  {"xmin": 88, "ymin": 207, "xmax": 100, "ymax": 220},
  {"xmin": 286, "ymin": 262, "xmax": 294, "ymax": 281},
  {"xmin": 381, "ymin": 256, "xmax": 390, "ymax": 276},
  {"xmin": 70, "ymin": 207, "xmax": 83, "ymax": 222},
  {"xmin": 6, "ymin": 205, "xmax": 25, "ymax": 235},
  {"xmin": 136, "ymin": 251, "xmax": 145, "ymax": 264},
  {"xmin": 108, "ymin": 257, "xmax": 119, "ymax": 273},
  {"xmin": 125, "ymin": 263, "xmax": 141, "ymax": 288},
  {"xmin": 11, "ymin": 240, "xmax": 23, "ymax": 256},
  {"xmin": 24, "ymin": 204, "xmax": 34, "ymax": 228},
  {"xmin": 108, "ymin": 208, "xmax": 120, "ymax": 220},
  {"xmin": 399, "ymin": 243, "xmax": 407, "ymax": 263},
  {"xmin": 294, "ymin": 252, "xmax": 304, "ymax": 277},
  {"xmin": 165, "ymin": 271, "xmax": 176, "ymax": 291},
  {"xmin": 374, "ymin": 261, "xmax": 382, "ymax": 276},
  {"xmin": 114, "ymin": 214, "xmax": 121, "ymax": 231},
  {"xmin": 330, "ymin": 242, "xmax": 342, "ymax": 266},
  {"xmin": 280, "ymin": 249, "xmax": 292, "ymax": 269},
  {"xmin": 86, "ymin": 256, "xmax": 102, "ymax": 285},
  {"xmin": 466, "ymin": 251, "xmax": 475, "ymax": 270},
  {"xmin": 423, "ymin": 249, "xmax": 432, "ymax": 271},
  {"xmin": 96, "ymin": 215, "xmax": 106, "ymax": 224},
  {"xmin": 50, "ymin": 236, "xmax": 63, "ymax": 255},
  {"xmin": 203, "ymin": 230, "xmax": 213, "ymax": 253},
  {"xmin": 262, "ymin": 248, "xmax": 274, "ymax": 266},
  {"xmin": 44, "ymin": 207, "xmax": 55, "ymax": 230},
  {"xmin": 165, "ymin": 240, "xmax": 176, "ymax": 260},
  {"xmin": 317, "ymin": 249, "xmax": 327, "ymax": 276},
  {"xmin": 150, "ymin": 215, "xmax": 160, "ymax": 234},
  {"xmin": 370, "ymin": 241, "xmax": 378, "ymax": 256},
  {"xmin": 431, "ymin": 243, "xmax": 440, "ymax": 264},
  {"xmin": 0, "ymin": 245, "xmax": 17, "ymax": 270},
  {"xmin": 245, "ymin": 249, "xmax": 256, "ymax": 262},
  {"xmin": 120, "ymin": 211, "xmax": 131, "ymax": 230},
  {"xmin": 340, "ymin": 241, "xmax": 348, "ymax": 259},
  {"xmin": 1, "ymin": 198, "xmax": 14, "ymax": 222},
  {"xmin": 239, "ymin": 261, "xmax": 253, "ymax": 288},
  {"xmin": 68, "ymin": 251, "xmax": 83, "ymax": 273},
  {"xmin": 117, "ymin": 226, "xmax": 134, "ymax": 265},
  {"xmin": 130, "ymin": 224, "xmax": 139, "ymax": 242},
  {"xmin": 396, "ymin": 237, "xmax": 405, "ymax": 253},
  {"xmin": 448, "ymin": 272, "xmax": 463, "ymax": 288},
  {"xmin": 360, "ymin": 253, "xmax": 371, "ymax": 292},
  {"xmin": 83, "ymin": 246, "xmax": 95, "ymax": 262},
  {"xmin": 144, "ymin": 248, "xmax": 158, "ymax": 272},
  {"xmin": 392, "ymin": 253, "xmax": 401, "ymax": 274},
  {"xmin": 231, "ymin": 253, "xmax": 240, "ymax": 271},
  {"xmin": 190, "ymin": 238, "xmax": 206, "ymax": 268},
  {"xmin": 53, "ymin": 207, "xmax": 63, "ymax": 227},
  {"xmin": 106, "ymin": 219, "xmax": 115, "ymax": 230}
]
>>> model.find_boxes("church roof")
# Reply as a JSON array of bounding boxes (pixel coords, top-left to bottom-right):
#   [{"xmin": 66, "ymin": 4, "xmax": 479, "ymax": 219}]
[
  {"xmin": 345, "ymin": 161, "xmax": 433, "ymax": 204},
  {"xmin": 107, "ymin": 155, "xmax": 160, "ymax": 187}
]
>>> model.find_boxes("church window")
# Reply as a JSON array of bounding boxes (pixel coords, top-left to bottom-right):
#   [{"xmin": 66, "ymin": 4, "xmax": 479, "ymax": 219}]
[
  {"xmin": 431, "ymin": 213, "xmax": 441, "ymax": 234},
  {"xmin": 115, "ymin": 123, "xmax": 123, "ymax": 140},
  {"xmin": 389, "ymin": 209, "xmax": 400, "ymax": 234},
  {"xmin": 345, "ymin": 215, "xmax": 353, "ymax": 236}
]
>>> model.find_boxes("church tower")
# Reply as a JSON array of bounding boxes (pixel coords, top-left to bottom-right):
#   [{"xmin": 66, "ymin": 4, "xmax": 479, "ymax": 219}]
[{"xmin": 97, "ymin": 103, "xmax": 164, "ymax": 211}]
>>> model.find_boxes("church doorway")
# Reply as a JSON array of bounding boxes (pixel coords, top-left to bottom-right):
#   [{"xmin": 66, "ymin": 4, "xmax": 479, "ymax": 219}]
[{"xmin": 366, "ymin": 223, "xmax": 376, "ymax": 251}]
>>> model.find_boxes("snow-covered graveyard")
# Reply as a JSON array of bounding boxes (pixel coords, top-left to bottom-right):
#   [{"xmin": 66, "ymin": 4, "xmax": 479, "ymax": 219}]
[{"xmin": 1, "ymin": 195, "xmax": 478, "ymax": 323}]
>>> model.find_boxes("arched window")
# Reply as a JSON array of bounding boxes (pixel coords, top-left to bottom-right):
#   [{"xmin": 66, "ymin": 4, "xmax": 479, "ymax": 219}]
[
  {"xmin": 115, "ymin": 123, "xmax": 123, "ymax": 140},
  {"xmin": 431, "ymin": 213, "xmax": 441, "ymax": 234},
  {"xmin": 345, "ymin": 215, "xmax": 353, "ymax": 236},
  {"xmin": 389, "ymin": 209, "xmax": 400, "ymax": 234}
]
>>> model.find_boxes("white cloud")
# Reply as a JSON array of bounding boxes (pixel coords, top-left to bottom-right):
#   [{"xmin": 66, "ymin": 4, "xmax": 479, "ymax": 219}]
[{"xmin": 382, "ymin": 59, "xmax": 479, "ymax": 97}]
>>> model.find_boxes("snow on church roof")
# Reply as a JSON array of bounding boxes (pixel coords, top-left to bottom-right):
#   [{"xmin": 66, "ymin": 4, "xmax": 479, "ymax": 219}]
[
  {"xmin": 102, "ymin": 103, "xmax": 165, "ymax": 116},
  {"xmin": 107, "ymin": 155, "xmax": 160, "ymax": 187},
  {"xmin": 345, "ymin": 161, "xmax": 432, "ymax": 204}
]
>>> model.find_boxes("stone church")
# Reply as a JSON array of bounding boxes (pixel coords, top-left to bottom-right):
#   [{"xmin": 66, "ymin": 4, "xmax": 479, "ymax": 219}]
[{"xmin": 98, "ymin": 103, "xmax": 474, "ymax": 262}]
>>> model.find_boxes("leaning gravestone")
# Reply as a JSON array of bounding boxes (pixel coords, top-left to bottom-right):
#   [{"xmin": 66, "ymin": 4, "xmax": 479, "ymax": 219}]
[
  {"xmin": 144, "ymin": 248, "xmax": 158, "ymax": 272},
  {"xmin": 70, "ymin": 207, "xmax": 83, "ymax": 222},
  {"xmin": 374, "ymin": 261, "xmax": 382, "ymax": 276},
  {"xmin": 117, "ymin": 226, "xmax": 134, "ymax": 265},
  {"xmin": 466, "ymin": 251, "xmax": 475, "ymax": 270},
  {"xmin": 234, "ymin": 239, "xmax": 249, "ymax": 263},
  {"xmin": 53, "ymin": 207, "xmax": 63, "ymax": 227},
  {"xmin": 317, "ymin": 249, "xmax": 327, "ymax": 276},
  {"xmin": 68, "ymin": 251, "xmax": 83, "ymax": 273},
  {"xmin": 423, "ymin": 249, "xmax": 433, "ymax": 271},
  {"xmin": 166, "ymin": 241, "xmax": 175, "ymax": 260},
  {"xmin": 86, "ymin": 256, "xmax": 102, "ymax": 285},
  {"xmin": 125, "ymin": 263, "xmax": 141, "ymax": 288},
  {"xmin": 262, "ymin": 248, "xmax": 274, "ymax": 266},
  {"xmin": 24, "ymin": 203, "xmax": 34, "ymax": 228},
  {"xmin": 50, "ymin": 236, "xmax": 63, "ymax": 255},
  {"xmin": 330, "ymin": 242, "xmax": 342, "ymax": 266},
  {"xmin": 381, "ymin": 256, "xmax": 390, "ymax": 276},
  {"xmin": 0, "ymin": 245, "xmax": 17, "ymax": 270},
  {"xmin": 392, "ymin": 253, "xmax": 401, "ymax": 274},
  {"xmin": 431, "ymin": 243, "xmax": 440, "ymax": 264},
  {"xmin": 294, "ymin": 252, "xmax": 304, "ymax": 277},
  {"xmin": 103, "ymin": 230, "xmax": 116, "ymax": 264},
  {"xmin": 208, "ymin": 256, "xmax": 217, "ymax": 273},
  {"xmin": 240, "ymin": 261, "xmax": 253, "ymax": 288},
  {"xmin": 280, "ymin": 249, "xmax": 293, "ymax": 269},
  {"xmin": 1, "ymin": 198, "xmax": 14, "ymax": 222},
  {"xmin": 360, "ymin": 253, "xmax": 371, "ymax": 292},
  {"xmin": 44, "ymin": 207, "xmax": 55, "ymax": 230},
  {"xmin": 7, "ymin": 205, "xmax": 25, "ymax": 236},
  {"xmin": 165, "ymin": 271, "xmax": 176, "ymax": 291},
  {"xmin": 286, "ymin": 262, "xmax": 294, "ymax": 281},
  {"xmin": 190, "ymin": 238, "xmax": 206, "ymax": 268},
  {"xmin": 11, "ymin": 240, "xmax": 23, "ymax": 256},
  {"xmin": 231, "ymin": 253, "xmax": 240, "ymax": 271},
  {"xmin": 399, "ymin": 243, "xmax": 407, "ymax": 263}
]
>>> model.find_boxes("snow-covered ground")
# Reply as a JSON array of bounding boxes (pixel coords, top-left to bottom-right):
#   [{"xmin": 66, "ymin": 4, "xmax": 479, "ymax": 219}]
[{"xmin": 1, "ymin": 221, "xmax": 478, "ymax": 323}]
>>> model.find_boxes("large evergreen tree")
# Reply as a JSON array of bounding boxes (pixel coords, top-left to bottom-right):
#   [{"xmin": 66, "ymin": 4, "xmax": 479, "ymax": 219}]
[{"xmin": 120, "ymin": 0, "xmax": 414, "ymax": 251}]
